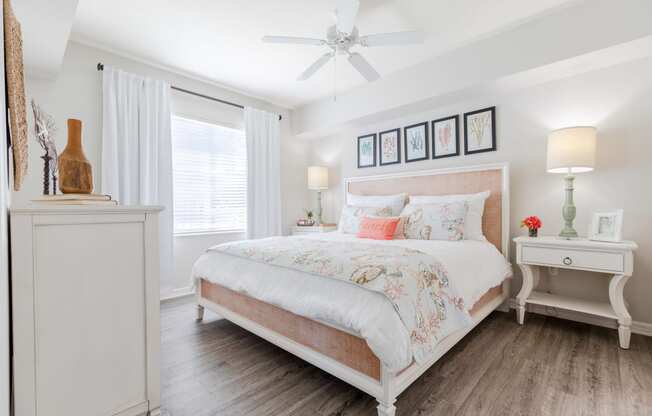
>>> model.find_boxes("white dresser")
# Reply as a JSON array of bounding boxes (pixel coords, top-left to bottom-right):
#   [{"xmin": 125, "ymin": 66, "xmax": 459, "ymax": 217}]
[{"xmin": 10, "ymin": 205, "xmax": 162, "ymax": 416}]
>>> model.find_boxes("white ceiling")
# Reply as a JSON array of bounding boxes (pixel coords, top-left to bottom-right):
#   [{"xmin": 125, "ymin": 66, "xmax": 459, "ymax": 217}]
[
  {"xmin": 13, "ymin": 0, "xmax": 78, "ymax": 79},
  {"xmin": 71, "ymin": 0, "xmax": 575, "ymax": 108}
]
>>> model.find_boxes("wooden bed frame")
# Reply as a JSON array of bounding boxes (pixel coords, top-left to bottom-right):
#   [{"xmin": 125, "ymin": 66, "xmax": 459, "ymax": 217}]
[{"xmin": 196, "ymin": 163, "xmax": 511, "ymax": 416}]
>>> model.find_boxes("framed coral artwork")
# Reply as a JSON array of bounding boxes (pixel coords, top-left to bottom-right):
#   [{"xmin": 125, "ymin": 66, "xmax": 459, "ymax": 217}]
[
  {"xmin": 357, "ymin": 133, "xmax": 377, "ymax": 168},
  {"xmin": 431, "ymin": 115, "xmax": 459, "ymax": 159},
  {"xmin": 379, "ymin": 128, "xmax": 401, "ymax": 166},
  {"xmin": 403, "ymin": 122, "xmax": 429, "ymax": 163},
  {"xmin": 464, "ymin": 106, "xmax": 496, "ymax": 155}
]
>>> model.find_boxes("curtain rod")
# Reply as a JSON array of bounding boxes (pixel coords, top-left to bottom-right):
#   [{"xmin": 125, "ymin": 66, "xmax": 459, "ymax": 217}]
[{"xmin": 97, "ymin": 63, "xmax": 282, "ymax": 121}]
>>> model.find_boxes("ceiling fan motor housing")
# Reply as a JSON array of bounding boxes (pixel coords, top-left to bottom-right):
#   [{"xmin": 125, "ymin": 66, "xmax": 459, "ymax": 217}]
[{"xmin": 327, "ymin": 25, "xmax": 358, "ymax": 54}]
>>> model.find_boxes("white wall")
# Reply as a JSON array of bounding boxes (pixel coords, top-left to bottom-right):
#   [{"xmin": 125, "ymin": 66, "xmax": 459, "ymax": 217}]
[
  {"xmin": 19, "ymin": 41, "xmax": 309, "ymax": 299},
  {"xmin": 308, "ymin": 57, "xmax": 652, "ymax": 324}
]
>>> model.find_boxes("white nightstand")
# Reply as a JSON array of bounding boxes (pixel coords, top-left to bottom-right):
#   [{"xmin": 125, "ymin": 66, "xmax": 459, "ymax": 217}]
[
  {"xmin": 291, "ymin": 224, "xmax": 337, "ymax": 236},
  {"xmin": 514, "ymin": 236, "xmax": 638, "ymax": 349}
]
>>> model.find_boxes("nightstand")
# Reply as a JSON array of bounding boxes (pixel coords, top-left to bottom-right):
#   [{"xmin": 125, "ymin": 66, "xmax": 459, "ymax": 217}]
[
  {"xmin": 291, "ymin": 224, "xmax": 337, "ymax": 236},
  {"xmin": 514, "ymin": 236, "xmax": 638, "ymax": 349}
]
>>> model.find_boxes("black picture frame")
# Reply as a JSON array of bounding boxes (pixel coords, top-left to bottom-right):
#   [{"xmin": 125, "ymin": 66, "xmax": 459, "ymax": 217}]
[
  {"xmin": 464, "ymin": 106, "xmax": 496, "ymax": 155},
  {"xmin": 431, "ymin": 115, "xmax": 460, "ymax": 159},
  {"xmin": 357, "ymin": 133, "xmax": 377, "ymax": 168},
  {"xmin": 378, "ymin": 128, "xmax": 401, "ymax": 166},
  {"xmin": 403, "ymin": 122, "xmax": 429, "ymax": 163}
]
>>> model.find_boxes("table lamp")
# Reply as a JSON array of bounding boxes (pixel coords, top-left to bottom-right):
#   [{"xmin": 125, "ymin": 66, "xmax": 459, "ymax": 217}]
[
  {"xmin": 307, "ymin": 166, "xmax": 328, "ymax": 225},
  {"xmin": 546, "ymin": 126, "xmax": 597, "ymax": 238}
]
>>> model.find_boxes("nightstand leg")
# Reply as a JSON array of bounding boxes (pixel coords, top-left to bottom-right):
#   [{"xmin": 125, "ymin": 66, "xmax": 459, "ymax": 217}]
[
  {"xmin": 608, "ymin": 274, "xmax": 632, "ymax": 349},
  {"xmin": 516, "ymin": 264, "xmax": 536, "ymax": 325},
  {"xmin": 516, "ymin": 306, "xmax": 525, "ymax": 325},
  {"xmin": 618, "ymin": 325, "xmax": 631, "ymax": 349}
]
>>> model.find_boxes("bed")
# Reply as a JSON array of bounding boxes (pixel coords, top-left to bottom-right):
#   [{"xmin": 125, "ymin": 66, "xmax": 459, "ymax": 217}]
[{"xmin": 193, "ymin": 163, "xmax": 511, "ymax": 416}]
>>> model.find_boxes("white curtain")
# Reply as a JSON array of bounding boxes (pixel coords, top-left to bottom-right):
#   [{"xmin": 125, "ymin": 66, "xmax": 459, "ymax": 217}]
[
  {"xmin": 244, "ymin": 107, "xmax": 282, "ymax": 239},
  {"xmin": 101, "ymin": 66, "xmax": 174, "ymax": 292}
]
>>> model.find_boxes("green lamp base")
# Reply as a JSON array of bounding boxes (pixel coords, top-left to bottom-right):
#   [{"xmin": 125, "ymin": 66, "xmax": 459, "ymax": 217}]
[
  {"xmin": 559, "ymin": 226, "xmax": 578, "ymax": 239},
  {"xmin": 559, "ymin": 174, "xmax": 579, "ymax": 239}
]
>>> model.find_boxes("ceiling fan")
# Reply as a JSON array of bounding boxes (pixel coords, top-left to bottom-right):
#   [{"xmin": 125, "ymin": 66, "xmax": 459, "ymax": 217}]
[{"xmin": 262, "ymin": 0, "xmax": 424, "ymax": 82}]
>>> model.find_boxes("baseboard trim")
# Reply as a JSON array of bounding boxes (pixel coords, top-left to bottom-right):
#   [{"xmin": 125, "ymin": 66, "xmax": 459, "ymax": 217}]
[
  {"xmin": 506, "ymin": 298, "xmax": 652, "ymax": 337},
  {"xmin": 160, "ymin": 286, "xmax": 194, "ymax": 303},
  {"xmin": 632, "ymin": 320, "xmax": 652, "ymax": 337}
]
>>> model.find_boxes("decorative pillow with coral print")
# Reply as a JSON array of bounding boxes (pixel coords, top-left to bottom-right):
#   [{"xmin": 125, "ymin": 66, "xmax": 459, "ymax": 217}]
[
  {"xmin": 338, "ymin": 206, "xmax": 392, "ymax": 234},
  {"xmin": 401, "ymin": 201, "xmax": 468, "ymax": 241}
]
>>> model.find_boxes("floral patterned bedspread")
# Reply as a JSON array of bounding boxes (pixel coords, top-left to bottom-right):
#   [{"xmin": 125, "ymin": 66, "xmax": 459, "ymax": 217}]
[{"xmin": 209, "ymin": 237, "xmax": 473, "ymax": 363}]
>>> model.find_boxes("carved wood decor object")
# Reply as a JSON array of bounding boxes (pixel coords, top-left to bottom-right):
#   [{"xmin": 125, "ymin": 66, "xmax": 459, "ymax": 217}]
[
  {"xmin": 3, "ymin": 0, "xmax": 28, "ymax": 191},
  {"xmin": 58, "ymin": 119, "xmax": 93, "ymax": 194}
]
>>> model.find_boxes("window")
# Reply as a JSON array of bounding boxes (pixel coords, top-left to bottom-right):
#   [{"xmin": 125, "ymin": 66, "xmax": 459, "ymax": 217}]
[{"xmin": 172, "ymin": 116, "xmax": 247, "ymax": 234}]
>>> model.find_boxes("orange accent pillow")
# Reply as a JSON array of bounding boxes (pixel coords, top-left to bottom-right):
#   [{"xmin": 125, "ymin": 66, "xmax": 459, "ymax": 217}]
[{"xmin": 357, "ymin": 216, "xmax": 401, "ymax": 240}]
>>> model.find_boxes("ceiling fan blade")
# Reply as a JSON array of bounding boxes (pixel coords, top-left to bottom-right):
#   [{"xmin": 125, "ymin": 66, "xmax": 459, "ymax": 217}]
[
  {"xmin": 262, "ymin": 36, "xmax": 325, "ymax": 46},
  {"xmin": 348, "ymin": 52, "xmax": 380, "ymax": 82},
  {"xmin": 298, "ymin": 52, "xmax": 334, "ymax": 81},
  {"xmin": 335, "ymin": 0, "xmax": 360, "ymax": 35},
  {"xmin": 359, "ymin": 31, "xmax": 425, "ymax": 47}
]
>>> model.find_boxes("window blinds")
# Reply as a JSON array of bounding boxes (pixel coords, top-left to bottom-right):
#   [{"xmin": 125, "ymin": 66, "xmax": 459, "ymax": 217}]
[{"xmin": 172, "ymin": 116, "xmax": 247, "ymax": 234}]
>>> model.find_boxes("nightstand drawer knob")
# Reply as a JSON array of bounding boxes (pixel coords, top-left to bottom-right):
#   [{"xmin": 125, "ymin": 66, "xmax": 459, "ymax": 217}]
[{"xmin": 562, "ymin": 256, "xmax": 573, "ymax": 266}]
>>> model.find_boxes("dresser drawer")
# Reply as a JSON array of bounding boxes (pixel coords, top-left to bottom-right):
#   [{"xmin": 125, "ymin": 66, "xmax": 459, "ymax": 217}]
[{"xmin": 521, "ymin": 245, "xmax": 624, "ymax": 273}]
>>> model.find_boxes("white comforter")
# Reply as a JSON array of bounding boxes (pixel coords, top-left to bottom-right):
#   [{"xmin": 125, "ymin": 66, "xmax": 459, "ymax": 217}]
[{"xmin": 192, "ymin": 232, "xmax": 512, "ymax": 371}]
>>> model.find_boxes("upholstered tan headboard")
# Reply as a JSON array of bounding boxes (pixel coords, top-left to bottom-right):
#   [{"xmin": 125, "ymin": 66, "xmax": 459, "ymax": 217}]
[{"xmin": 345, "ymin": 163, "xmax": 510, "ymax": 256}]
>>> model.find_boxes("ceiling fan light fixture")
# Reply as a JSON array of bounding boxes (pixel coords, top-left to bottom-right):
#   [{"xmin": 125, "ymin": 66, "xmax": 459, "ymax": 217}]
[{"xmin": 262, "ymin": 1, "xmax": 422, "ymax": 83}]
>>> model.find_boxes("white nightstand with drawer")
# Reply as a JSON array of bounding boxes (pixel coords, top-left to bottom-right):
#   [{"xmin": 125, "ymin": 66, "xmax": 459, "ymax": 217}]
[
  {"xmin": 291, "ymin": 224, "xmax": 338, "ymax": 235},
  {"xmin": 514, "ymin": 236, "xmax": 638, "ymax": 348}
]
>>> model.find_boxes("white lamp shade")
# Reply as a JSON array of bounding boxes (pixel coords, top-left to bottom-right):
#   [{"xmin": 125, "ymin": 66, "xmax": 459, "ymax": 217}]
[
  {"xmin": 307, "ymin": 166, "xmax": 328, "ymax": 190},
  {"xmin": 546, "ymin": 126, "xmax": 597, "ymax": 173}
]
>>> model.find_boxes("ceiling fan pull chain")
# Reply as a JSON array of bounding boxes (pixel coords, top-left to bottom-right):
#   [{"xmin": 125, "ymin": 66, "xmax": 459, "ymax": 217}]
[{"xmin": 333, "ymin": 51, "xmax": 337, "ymax": 102}]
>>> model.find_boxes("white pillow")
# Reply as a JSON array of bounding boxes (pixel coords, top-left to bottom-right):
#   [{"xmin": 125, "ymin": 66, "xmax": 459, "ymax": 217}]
[
  {"xmin": 408, "ymin": 191, "xmax": 490, "ymax": 241},
  {"xmin": 401, "ymin": 201, "xmax": 468, "ymax": 241},
  {"xmin": 338, "ymin": 206, "xmax": 393, "ymax": 234},
  {"xmin": 346, "ymin": 193, "xmax": 408, "ymax": 216}
]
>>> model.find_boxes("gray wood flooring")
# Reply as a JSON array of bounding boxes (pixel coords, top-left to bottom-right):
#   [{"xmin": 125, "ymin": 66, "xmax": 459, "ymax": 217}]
[{"xmin": 161, "ymin": 297, "xmax": 652, "ymax": 416}]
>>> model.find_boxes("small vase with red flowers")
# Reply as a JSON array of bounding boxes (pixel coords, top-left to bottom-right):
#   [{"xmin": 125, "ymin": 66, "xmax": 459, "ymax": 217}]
[{"xmin": 521, "ymin": 216, "xmax": 542, "ymax": 237}]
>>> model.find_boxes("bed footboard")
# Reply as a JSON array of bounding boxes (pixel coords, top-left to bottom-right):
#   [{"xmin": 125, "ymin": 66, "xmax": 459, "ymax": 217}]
[{"xmin": 195, "ymin": 278, "xmax": 509, "ymax": 416}]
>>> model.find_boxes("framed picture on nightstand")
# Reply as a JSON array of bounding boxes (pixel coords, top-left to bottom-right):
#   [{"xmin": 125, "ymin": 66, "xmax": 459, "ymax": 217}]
[{"xmin": 589, "ymin": 209, "xmax": 624, "ymax": 242}]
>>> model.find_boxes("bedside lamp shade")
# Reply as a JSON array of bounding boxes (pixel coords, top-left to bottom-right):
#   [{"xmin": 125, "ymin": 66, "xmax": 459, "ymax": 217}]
[
  {"xmin": 546, "ymin": 126, "xmax": 597, "ymax": 239},
  {"xmin": 547, "ymin": 127, "xmax": 596, "ymax": 174},
  {"xmin": 307, "ymin": 166, "xmax": 328, "ymax": 190}
]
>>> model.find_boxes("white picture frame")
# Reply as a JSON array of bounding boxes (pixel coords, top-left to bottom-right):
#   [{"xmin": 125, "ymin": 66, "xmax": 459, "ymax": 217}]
[{"xmin": 588, "ymin": 209, "xmax": 623, "ymax": 242}]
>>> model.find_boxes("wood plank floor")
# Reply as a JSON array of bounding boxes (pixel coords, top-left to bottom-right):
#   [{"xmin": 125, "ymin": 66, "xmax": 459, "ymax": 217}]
[{"xmin": 161, "ymin": 297, "xmax": 652, "ymax": 416}]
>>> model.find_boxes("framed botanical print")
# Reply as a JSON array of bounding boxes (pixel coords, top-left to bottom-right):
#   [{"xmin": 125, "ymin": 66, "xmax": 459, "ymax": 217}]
[
  {"xmin": 403, "ymin": 122, "xmax": 429, "ymax": 162},
  {"xmin": 379, "ymin": 128, "xmax": 401, "ymax": 166},
  {"xmin": 432, "ymin": 115, "xmax": 459, "ymax": 159},
  {"xmin": 357, "ymin": 133, "xmax": 377, "ymax": 168},
  {"xmin": 464, "ymin": 106, "xmax": 496, "ymax": 154}
]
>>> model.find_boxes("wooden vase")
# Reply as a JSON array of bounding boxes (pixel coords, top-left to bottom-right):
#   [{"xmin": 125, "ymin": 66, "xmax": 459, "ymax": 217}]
[{"xmin": 58, "ymin": 119, "xmax": 93, "ymax": 194}]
